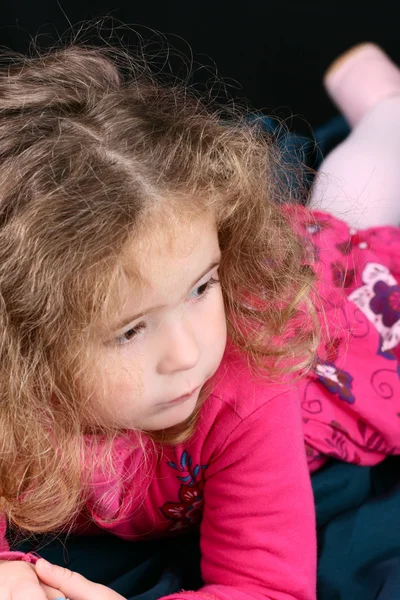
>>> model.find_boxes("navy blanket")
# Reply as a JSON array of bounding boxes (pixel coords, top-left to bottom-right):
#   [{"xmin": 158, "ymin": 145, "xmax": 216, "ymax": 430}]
[{"xmin": 10, "ymin": 457, "xmax": 400, "ymax": 600}]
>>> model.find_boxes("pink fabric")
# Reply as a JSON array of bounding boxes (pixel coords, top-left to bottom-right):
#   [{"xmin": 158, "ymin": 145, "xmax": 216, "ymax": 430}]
[
  {"xmin": 289, "ymin": 207, "xmax": 400, "ymax": 470},
  {"xmin": 0, "ymin": 550, "xmax": 38, "ymax": 564},
  {"xmin": 1, "ymin": 206, "xmax": 400, "ymax": 600},
  {"xmin": 0, "ymin": 515, "xmax": 8, "ymax": 553}
]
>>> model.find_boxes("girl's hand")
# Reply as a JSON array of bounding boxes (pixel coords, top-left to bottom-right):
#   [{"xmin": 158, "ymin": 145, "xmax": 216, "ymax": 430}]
[
  {"xmin": 35, "ymin": 558, "xmax": 127, "ymax": 600},
  {"xmin": 0, "ymin": 559, "xmax": 65, "ymax": 599}
]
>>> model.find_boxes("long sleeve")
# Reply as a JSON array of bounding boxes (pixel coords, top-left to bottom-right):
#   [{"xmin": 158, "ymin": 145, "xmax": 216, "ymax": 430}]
[
  {"xmin": 0, "ymin": 515, "xmax": 38, "ymax": 564},
  {"xmin": 0, "ymin": 346, "xmax": 317, "ymax": 598},
  {"xmin": 161, "ymin": 389, "xmax": 317, "ymax": 600}
]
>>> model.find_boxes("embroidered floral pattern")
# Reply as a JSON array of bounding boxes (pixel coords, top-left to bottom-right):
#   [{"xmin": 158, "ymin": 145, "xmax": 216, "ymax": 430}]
[
  {"xmin": 348, "ymin": 263, "xmax": 400, "ymax": 353},
  {"xmin": 160, "ymin": 450, "xmax": 208, "ymax": 532},
  {"xmin": 315, "ymin": 361, "xmax": 355, "ymax": 403},
  {"xmin": 370, "ymin": 281, "xmax": 400, "ymax": 327},
  {"xmin": 336, "ymin": 238, "xmax": 353, "ymax": 255},
  {"xmin": 336, "ymin": 232, "xmax": 363, "ymax": 255},
  {"xmin": 304, "ymin": 220, "xmax": 330, "ymax": 236},
  {"xmin": 298, "ymin": 214, "xmax": 400, "ymax": 467},
  {"xmin": 300, "ymin": 219, "xmax": 331, "ymax": 263},
  {"xmin": 331, "ymin": 261, "xmax": 356, "ymax": 288},
  {"xmin": 324, "ymin": 426, "xmax": 361, "ymax": 464},
  {"xmin": 304, "ymin": 442, "xmax": 326, "ymax": 469},
  {"xmin": 303, "ymin": 238, "xmax": 320, "ymax": 264},
  {"xmin": 323, "ymin": 336, "xmax": 341, "ymax": 363},
  {"xmin": 357, "ymin": 419, "xmax": 398, "ymax": 455}
]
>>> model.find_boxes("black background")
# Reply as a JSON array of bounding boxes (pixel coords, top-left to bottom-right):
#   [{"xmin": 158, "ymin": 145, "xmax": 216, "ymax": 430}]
[{"xmin": 1, "ymin": 1, "xmax": 399, "ymax": 133}]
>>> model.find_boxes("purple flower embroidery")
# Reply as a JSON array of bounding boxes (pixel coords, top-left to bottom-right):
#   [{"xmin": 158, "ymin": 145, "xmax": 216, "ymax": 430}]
[
  {"xmin": 160, "ymin": 482, "xmax": 205, "ymax": 532},
  {"xmin": 336, "ymin": 232, "xmax": 363, "ymax": 255},
  {"xmin": 331, "ymin": 261, "xmax": 356, "ymax": 288},
  {"xmin": 315, "ymin": 361, "xmax": 355, "ymax": 403},
  {"xmin": 348, "ymin": 263, "xmax": 400, "ymax": 353},
  {"xmin": 324, "ymin": 427, "xmax": 361, "ymax": 464},
  {"xmin": 304, "ymin": 220, "xmax": 330, "ymax": 236},
  {"xmin": 370, "ymin": 281, "xmax": 400, "ymax": 327},
  {"xmin": 160, "ymin": 450, "xmax": 208, "ymax": 532}
]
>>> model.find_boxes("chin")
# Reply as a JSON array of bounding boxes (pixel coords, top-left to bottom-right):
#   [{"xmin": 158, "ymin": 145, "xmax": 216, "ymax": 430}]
[{"xmin": 143, "ymin": 393, "xmax": 199, "ymax": 432}]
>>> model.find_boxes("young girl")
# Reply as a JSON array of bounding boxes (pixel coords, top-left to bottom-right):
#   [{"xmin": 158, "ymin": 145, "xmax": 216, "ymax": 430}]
[{"xmin": 0, "ymin": 37, "xmax": 399, "ymax": 600}]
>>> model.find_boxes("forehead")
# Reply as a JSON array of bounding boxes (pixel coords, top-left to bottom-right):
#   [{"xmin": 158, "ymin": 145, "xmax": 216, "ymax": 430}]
[{"xmin": 121, "ymin": 209, "xmax": 219, "ymax": 291}]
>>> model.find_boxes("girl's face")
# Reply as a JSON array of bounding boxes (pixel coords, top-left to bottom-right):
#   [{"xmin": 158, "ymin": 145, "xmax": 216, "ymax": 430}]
[{"xmin": 91, "ymin": 211, "xmax": 227, "ymax": 431}]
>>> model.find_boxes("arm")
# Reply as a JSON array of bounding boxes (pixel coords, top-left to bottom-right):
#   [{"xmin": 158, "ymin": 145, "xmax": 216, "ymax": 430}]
[{"xmin": 162, "ymin": 389, "xmax": 317, "ymax": 600}]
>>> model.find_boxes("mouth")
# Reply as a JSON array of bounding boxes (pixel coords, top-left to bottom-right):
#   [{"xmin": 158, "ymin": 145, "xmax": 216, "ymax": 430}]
[{"xmin": 163, "ymin": 385, "xmax": 201, "ymax": 406}]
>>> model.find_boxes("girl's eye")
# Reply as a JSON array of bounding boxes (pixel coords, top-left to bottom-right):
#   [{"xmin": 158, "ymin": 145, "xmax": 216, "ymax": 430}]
[
  {"xmin": 114, "ymin": 276, "xmax": 220, "ymax": 347},
  {"xmin": 190, "ymin": 276, "xmax": 220, "ymax": 301},
  {"xmin": 115, "ymin": 323, "xmax": 145, "ymax": 346}
]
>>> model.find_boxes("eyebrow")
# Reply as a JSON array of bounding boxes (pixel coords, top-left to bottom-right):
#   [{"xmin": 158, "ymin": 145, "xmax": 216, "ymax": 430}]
[{"xmin": 114, "ymin": 256, "xmax": 221, "ymax": 330}]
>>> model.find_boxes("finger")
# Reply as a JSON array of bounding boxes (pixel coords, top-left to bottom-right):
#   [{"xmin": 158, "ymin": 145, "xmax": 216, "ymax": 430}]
[
  {"xmin": 35, "ymin": 558, "xmax": 103, "ymax": 600},
  {"xmin": 24, "ymin": 563, "xmax": 66, "ymax": 599},
  {"xmin": 10, "ymin": 564, "xmax": 48, "ymax": 600},
  {"xmin": 14, "ymin": 581, "xmax": 49, "ymax": 600},
  {"xmin": 41, "ymin": 581, "xmax": 66, "ymax": 600}
]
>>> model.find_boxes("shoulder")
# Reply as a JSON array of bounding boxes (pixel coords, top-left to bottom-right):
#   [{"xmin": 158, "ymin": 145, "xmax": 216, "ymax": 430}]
[
  {"xmin": 178, "ymin": 341, "xmax": 304, "ymax": 479},
  {"xmin": 207, "ymin": 340, "xmax": 295, "ymax": 417}
]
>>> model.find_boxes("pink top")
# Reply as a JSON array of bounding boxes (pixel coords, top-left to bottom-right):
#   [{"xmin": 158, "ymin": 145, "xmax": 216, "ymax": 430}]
[
  {"xmin": 2, "ymin": 205, "xmax": 400, "ymax": 600},
  {"xmin": 0, "ymin": 342, "xmax": 316, "ymax": 600}
]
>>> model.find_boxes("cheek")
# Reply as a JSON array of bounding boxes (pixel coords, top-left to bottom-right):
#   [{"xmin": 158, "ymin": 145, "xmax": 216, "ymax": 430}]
[
  {"xmin": 203, "ymin": 288, "xmax": 227, "ymax": 348},
  {"xmin": 90, "ymin": 354, "xmax": 143, "ymax": 415}
]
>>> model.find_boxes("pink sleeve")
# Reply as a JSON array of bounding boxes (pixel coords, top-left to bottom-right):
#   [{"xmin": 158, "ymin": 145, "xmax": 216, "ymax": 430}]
[
  {"xmin": 0, "ymin": 514, "xmax": 39, "ymax": 564},
  {"xmin": 162, "ymin": 390, "xmax": 316, "ymax": 600},
  {"xmin": 0, "ymin": 550, "xmax": 39, "ymax": 564}
]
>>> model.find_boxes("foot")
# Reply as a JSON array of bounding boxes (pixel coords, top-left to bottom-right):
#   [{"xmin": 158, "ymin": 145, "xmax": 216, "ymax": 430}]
[{"xmin": 324, "ymin": 43, "xmax": 400, "ymax": 127}]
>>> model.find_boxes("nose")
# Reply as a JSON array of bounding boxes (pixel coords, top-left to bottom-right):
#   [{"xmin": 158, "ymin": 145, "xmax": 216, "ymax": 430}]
[{"xmin": 156, "ymin": 315, "xmax": 201, "ymax": 375}]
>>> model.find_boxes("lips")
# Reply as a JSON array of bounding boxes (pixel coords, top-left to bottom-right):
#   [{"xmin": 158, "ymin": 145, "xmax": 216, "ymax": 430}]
[{"xmin": 166, "ymin": 385, "xmax": 200, "ymax": 405}]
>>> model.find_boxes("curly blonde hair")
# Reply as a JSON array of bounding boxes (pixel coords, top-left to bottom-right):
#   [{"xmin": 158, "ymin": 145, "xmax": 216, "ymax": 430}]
[{"xmin": 0, "ymin": 32, "xmax": 320, "ymax": 534}]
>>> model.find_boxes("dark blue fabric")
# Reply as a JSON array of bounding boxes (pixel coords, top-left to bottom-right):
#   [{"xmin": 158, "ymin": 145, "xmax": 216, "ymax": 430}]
[
  {"xmin": 314, "ymin": 457, "xmax": 400, "ymax": 600},
  {"xmin": 254, "ymin": 113, "xmax": 350, "ymax": 170},
  {"xmin": 247, "ymin": 113, "xmax": 350, "ymax": 203},
  {"xmin": 9, "ymin": 529, "xmax": 202, "ymax": 599},
  {"xmin": 10, "ymin": 457, "xmax": 400, "ymax": 600}
]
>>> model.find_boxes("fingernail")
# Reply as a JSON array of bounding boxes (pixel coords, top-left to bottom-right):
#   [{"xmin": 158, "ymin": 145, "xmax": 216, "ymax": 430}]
[{"xmin": 38, "ymin": 558, "xmax": 53, "ymax": 569}]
